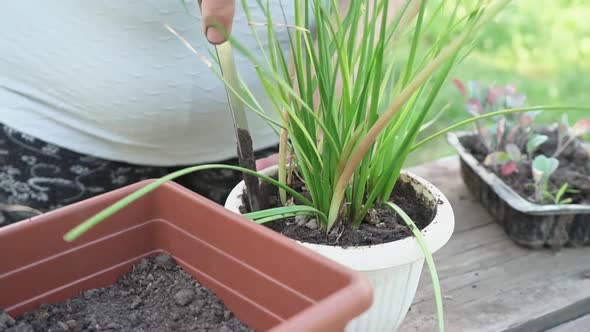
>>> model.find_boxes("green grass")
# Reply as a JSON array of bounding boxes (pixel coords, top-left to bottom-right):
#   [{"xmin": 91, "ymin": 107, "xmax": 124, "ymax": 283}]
[{"xmin": 406, "ymin": 0, "xmax": 590, "ymax": 166}]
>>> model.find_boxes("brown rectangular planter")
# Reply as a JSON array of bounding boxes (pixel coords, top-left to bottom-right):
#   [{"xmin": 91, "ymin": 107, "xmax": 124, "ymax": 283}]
[
  {"xmin": 447, "ymin": 131, "xmax": 590, "ymax": 249},
  {"xmin": 0, "ymin": 181, "xmax": 372, "ymax": 331}
]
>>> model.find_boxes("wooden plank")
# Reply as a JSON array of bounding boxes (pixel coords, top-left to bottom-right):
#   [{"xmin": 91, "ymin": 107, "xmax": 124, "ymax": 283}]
[
  {"xmin": 408, "ymin": 156, "xmax": 496, "ymax": 233},
  {"xmin": 400, "ymin": 157, "xmax": 590, "ymax": 332},
  {"xmin": 547, "ymin": 314, "xmax": 590, "ymax": 332}
]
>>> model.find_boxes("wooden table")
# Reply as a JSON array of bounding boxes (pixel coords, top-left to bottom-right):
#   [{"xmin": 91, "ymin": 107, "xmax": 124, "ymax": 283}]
[{"xmin": 401, "ymin": 157, "xmax": 590, "ymax": 332}]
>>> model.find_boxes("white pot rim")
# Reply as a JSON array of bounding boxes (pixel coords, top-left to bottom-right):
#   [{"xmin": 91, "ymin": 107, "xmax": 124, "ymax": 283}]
[{"xmin": 225, "ymin": 165, "xmax": 454, "ymax": 271}]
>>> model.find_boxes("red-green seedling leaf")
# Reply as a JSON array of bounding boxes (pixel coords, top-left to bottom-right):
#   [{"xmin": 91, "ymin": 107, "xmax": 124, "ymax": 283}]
[
  {"xmin": 506, "ymin": 94, "xmax": 526, "ymax": 109},
  {"xmin": 505, "ymin": 83, "xmax": 517, "ymax": 95},
  {"xmin": 557, "ymin": 114, "xmax": 570, "ymax": 142},
  {"xmin": 486, "ymin": 87, "xmax": 503, "ymax": 106},
  {"xmin": 532, "ymin": 155, "xmax": 559, "ymax": 182},
  {"xmin": 496, "ymin": 117, "xmax": 506, "ymax": 147},
  {"xmin": 506, "ymin": 125, "xmax": 519, "ymax": 144},
  {"xmin": 478, "ymin": 126, "xmax": 493, "ymax": 149},
  {"xmin": 501, "ymin": 161, "xmax": 518, "ymax": 176},
  {"xmin": 560, "ymin": 113, "xmax": 570, "ymax": 129},
  {"xmin": 467, "ymin": 81, "xmax": 481, "ymax": 100},
  {"xmin": 505, "ymin": 143, "xmax": 522, "ymax": 162},
  {"xmin": 467, "ymin": 98, "xmax": 483, "ymax": 116},
  {"xmin": 572, "ymin": 119, "xmax": 590, "ymax": 137},
  {"xmin": 453, "ymin": 78, "xmax": 466, "ymax": 97},
  {"xmin": 484, "ymin": 151, "xmax": 510, "ymax": 167},
  {"xmin": 519, "ymin": 114, "xmax": 533, "ymax": 127},
  {"xmin": 527, "ymin": 134, "xmax": 548, "ymax": 156}
]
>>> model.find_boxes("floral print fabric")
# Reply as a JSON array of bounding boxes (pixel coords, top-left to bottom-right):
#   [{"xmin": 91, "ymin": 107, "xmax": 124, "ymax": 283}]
[{"xmin": 0, "ymin": 124, "xmax": 277, "ymax": 227}]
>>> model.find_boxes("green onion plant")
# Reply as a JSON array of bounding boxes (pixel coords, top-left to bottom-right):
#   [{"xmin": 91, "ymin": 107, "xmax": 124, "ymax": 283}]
[
  {"xmin": 224, "ymin": 0, "xmax": 514, "ymax": 230},
  {"xmin": 68, "ymin": 0, "xmax": 583, "ymax": 236}
]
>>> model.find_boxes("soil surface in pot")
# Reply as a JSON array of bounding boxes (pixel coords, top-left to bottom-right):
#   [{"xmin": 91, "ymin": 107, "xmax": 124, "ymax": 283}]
[
  {"xmin": 242, "ymin": 176, "xmax": 437, "ymax": 247},
  {"xmin": 2, "ymin": 254, "xmax": 253, "ymax": 332},
  {"xmin": 460, "ymin": 129, "xmax": 590, "ymax": 205}
]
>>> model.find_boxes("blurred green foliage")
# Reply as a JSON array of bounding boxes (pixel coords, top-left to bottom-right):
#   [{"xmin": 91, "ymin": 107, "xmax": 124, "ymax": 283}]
[{"xmin": 407, "ymin": 0, "xmax": 590, "ymax": 165}]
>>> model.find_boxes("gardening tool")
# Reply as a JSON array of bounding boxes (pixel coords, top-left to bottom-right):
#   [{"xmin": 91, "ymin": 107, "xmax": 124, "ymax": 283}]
[{"xmin": 197, "ymin": 1, "xmax": 262, "ymax": 211}]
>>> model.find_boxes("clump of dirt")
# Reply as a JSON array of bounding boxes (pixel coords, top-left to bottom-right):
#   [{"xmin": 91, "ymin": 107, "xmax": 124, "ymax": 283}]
[{"xmin": 4, "ymin": 254, "xmax": 253, "ymax": 332}]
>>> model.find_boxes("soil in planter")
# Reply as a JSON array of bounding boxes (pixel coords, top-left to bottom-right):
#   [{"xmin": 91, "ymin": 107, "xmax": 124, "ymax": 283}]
[
  {"xmin": 242, "ymin": 176, "xmax": 437, "ymax": 247},
  {"xmin": 2, "ymin": 254, "xmax": 253, "ymax": 332},
  {"xmin": 460, "ymin": 128, "xmax": 590, "ymax": 205}
]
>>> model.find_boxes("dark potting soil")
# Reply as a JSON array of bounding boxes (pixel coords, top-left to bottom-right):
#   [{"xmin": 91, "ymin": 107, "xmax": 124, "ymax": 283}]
[
  {"xmin": 2, "ymin": 254, "xmax": 253, "ymax": 332},
  {"xmin": 460, "ymin": 129, "xmax": 590, "ymax": 205},
  {"xmin": 242, "ymin": 176, "xmax": 437, "ymax": 247}
]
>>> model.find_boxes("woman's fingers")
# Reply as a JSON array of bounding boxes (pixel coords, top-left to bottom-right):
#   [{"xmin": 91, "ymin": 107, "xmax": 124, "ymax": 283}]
[{"xmin": 199, "ymin": 0, "xmax": 236, "ymax": 44}]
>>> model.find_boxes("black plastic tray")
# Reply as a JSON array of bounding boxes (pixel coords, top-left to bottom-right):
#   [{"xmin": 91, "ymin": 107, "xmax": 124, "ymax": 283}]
[{"xmin": 447, "ymin": 131, "xmax": 590, "ymax": 249}]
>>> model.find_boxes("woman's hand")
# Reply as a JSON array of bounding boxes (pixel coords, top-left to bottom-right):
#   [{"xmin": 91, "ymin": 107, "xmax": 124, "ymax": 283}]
[{"xmin": 199, "ymin": 0, "xmax": 235, "ymax": 44}]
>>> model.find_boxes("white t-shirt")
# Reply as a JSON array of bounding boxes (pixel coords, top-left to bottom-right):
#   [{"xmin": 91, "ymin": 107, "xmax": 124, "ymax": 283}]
[{"xmin": 0, "ymin": 1, "xmax": 291, "ymax": 166}]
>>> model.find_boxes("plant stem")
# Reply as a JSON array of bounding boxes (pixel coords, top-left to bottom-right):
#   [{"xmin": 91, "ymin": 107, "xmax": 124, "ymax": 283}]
[
  {"xmin": 386, "ymin": 202, "xmax": 444, "ymax": 332},
  {"xmin": 551, "ymin": 136, "xmax": 574, "ymax": 158},
  {"xmin": 278, "ymin": 126, "xmax": 289, "ymax": 205}
]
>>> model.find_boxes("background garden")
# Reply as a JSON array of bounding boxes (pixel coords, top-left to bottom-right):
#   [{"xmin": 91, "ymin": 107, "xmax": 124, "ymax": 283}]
[{"xmin": 408, "ymin": 0, "xmax": 589, "ymax": 165}]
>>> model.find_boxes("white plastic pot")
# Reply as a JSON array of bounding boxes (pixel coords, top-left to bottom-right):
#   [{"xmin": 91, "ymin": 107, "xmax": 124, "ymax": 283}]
[{"xmin": 225, "ymin": 166, "xmax": 454, "ymax": 332}]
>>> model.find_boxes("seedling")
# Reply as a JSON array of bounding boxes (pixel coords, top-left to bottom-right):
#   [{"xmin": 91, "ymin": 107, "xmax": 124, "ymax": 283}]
[
  {"xmin": 552, "ymin": 116, "xmax": 590, "ymax": 158},
  {"xmin": 455, "ymin": 79, "xmax": 589, "ymax": 204},
  {"xmin": 453, "ymin": 79, "xmax": 532, "ymax": 152},
  {"xmin": 552, "ymin": 183, "xmax": 575, "ymax": 205},
  {"xmin": 526, "ymin": 134, "xmax": 548, "ymax": 159},
  {"xmin": 531, "ymin": 155, "xmax": 559, "ymax": 203}
]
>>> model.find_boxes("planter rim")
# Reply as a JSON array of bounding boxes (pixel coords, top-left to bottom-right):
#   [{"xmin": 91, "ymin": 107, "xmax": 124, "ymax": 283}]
[
  {"xmin": 225, "ymin": 166, "xmax": 455, "ymax": 271},
  {"xmin": 446, "ymin": 131, "xmax": 590, "ymax": 215}
]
